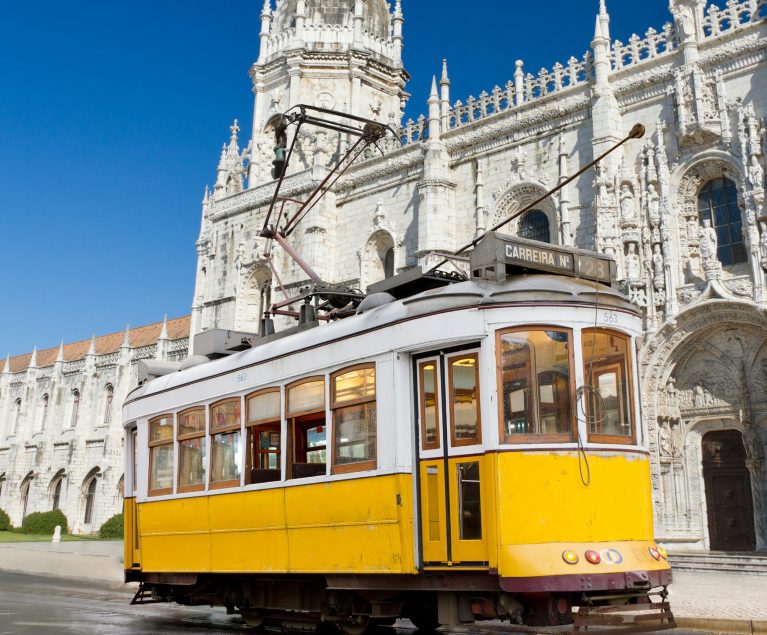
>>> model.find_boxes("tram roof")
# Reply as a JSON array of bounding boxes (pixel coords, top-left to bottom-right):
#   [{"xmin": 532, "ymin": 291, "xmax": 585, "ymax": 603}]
[{"xmin": 125, "ymin": 274, "xmax": 636, "ymax": 408}]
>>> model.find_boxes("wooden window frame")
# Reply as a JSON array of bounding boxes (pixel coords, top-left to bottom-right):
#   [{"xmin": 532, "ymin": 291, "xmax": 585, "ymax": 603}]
[
  {"xmin": 286, "ymin": 376, "xmax": 327, "ymax": 480},
  {"xmin": 496, "ymin": 326, "xmax": 577, "ymax": 444},
  {"xmin": 447, "ymin": 352, "xmax": 482, "ymax": 447},
  {"xmin": 418, "ymin": 359, "xmax": 441, "ymax": 451},
  {"xmin": 245, "ymin": 388, "xmax": 282, "ymax": 484},
  {"xmin": 286, "ymin": 376, "xmax": 326, "ymax": 418},
  {"xmin": 148, "ymin": 414, "xmax": 174, "ymax": 497},
  {"xmin": 582, "ymin": 328, "xmax": 637, "ymax": 446},
  {"xmin": 177, "ymin": 406, "xmax": 206, "ymax": 494},
  {"xmin": 330, "ymin": 364, "xmax": 377, "ymax": 475},
  {"xmin": 208, "ymin": 398, "xmax": 242, "ymax": 490}
]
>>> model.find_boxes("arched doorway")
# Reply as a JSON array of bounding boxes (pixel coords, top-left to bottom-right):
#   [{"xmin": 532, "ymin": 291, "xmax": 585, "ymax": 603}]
[{"xmin": 702, "ymin": 430, "xmax": 756, "ymax": 551}]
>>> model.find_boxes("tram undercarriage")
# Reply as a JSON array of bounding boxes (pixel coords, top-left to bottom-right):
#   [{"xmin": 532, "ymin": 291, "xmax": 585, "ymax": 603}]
[{"xmin": 129, "ymin": 571, "xmax": 675, "ymax": 633}]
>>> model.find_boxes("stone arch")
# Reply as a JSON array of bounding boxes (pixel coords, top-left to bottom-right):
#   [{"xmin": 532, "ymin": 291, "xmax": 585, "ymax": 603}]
[
  {"xmin": 641, "ymin": 300, "xmax": 767, "ymax": 549},
  {"xmin": 19, "ymin": 471, "xmax": 34, "ymax": 520},
  {"xmin": 236, "ymin": 264, "xmax": 273, "ymax": 334},
  {"xmin": 491, "ymin": 183, "xmax": 558, "ymax": 244},
  {"xmin": 361, "ymin": 229, "xmax": 396, "ymax": 291}
]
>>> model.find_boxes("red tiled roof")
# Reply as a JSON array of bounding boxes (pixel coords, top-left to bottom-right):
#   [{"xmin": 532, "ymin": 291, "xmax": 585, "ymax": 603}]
[{"xmin": 5, "ymin": 316, "xmax": 191, "ymax": 373}]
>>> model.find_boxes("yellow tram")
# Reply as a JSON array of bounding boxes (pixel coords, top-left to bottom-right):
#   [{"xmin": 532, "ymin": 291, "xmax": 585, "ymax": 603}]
[{"xmin": 122, "ymin": 232, "xmax": 673, "ymax": 631}]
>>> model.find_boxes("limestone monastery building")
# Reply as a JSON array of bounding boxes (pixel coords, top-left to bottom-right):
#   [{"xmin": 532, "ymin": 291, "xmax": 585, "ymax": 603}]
[{"xmin": 2, "ymin": 0, "xmax": 767, "ymax": 551}]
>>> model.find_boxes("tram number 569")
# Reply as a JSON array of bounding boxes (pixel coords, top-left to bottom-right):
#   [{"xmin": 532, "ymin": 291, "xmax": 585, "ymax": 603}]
[{"xmin": 601, "ymin": 311, "xmax": 620, "ymax": 326}]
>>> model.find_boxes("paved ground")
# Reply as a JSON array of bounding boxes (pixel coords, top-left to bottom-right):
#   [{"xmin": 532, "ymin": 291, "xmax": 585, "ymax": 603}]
[{"xmin": 1, "ymin": 541, "xmax": 767, "ymax": 632}]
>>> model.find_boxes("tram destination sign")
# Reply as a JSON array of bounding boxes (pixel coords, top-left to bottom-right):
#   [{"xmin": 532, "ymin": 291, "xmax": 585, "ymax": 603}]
[{"xmin": 470, "ymin": 232, "xmax": 616, "ymax": 285}]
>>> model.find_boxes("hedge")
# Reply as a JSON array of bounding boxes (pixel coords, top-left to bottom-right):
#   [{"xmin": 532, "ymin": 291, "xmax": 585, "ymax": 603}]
[
  {"xmin": 0, "ymin": 508, "xmax": 11, "ymax": 531},
  {"xmin": 21, "ymin": 509, "xmax": 68, "ymax": 535},
  {"xmin": 99, "ymin": 513, "xmax": 124, "ymax": 539}
]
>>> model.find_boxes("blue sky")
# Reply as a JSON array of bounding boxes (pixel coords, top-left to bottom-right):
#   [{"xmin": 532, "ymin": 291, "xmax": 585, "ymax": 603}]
[{"xmin": 0, "ymin": 0, "xmax": 673, "ymax": 358}]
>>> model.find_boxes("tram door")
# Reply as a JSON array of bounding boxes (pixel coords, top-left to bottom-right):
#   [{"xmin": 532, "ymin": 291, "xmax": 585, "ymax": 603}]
[{"xmin": 415, "ymin": 348, "xmax": 488, "ymax": 568}]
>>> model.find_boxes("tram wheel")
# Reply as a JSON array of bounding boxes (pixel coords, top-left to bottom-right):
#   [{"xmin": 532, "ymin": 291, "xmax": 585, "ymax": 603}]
[
  {"xmin": 240, "ymin": 609, "xmax": 265, "ymax": 629},
  {"xmin": 338, "ymin": 617, "xmax": 375, "ymax": 635},
  {"xmin": 406, "ymin": 604, "xmax": 440, "ymax": 632}
]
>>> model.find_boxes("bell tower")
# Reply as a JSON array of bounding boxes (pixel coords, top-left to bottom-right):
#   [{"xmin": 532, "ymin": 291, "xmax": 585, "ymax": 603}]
[{"xmin": 247, "ymin": 0, "xmax": 409, "ymax": 186}]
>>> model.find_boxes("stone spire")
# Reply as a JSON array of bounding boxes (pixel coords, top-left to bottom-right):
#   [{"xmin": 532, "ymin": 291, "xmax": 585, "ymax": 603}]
[
  {"xmin": 392, "ymin": 0, "xmax": 404, "ymax": 63},
  {"xmin": 2, "ymin": 353, "xmax": 10, "ymax": 374},
  {"xmin": 428, "ymin": 77, "xmax": 441, "ymax": 142},
  {"xmin": 121, "ymin": 325, "xmax": 131, "ymax": 349},
  {"xmin": 28, "ymin": 347, "xmax": 38, "ymax": 369},
  {"xmin": 598, "ymin": 0, "xmax": 611, "ymax": 41},
  {"xmin": 87, "ymin": 335, "xmax": 97, "ymax": 357},
  {"xmin": 157, "ymin": 316, "xmax": 170, "ymax": 361},
  {"xmin": 440, "ymin": 59, "xmax": 451, "ymax": 131},
  {"xmin": 159, "ymin": 315, "xmax": 169, "ymax": 341},
  {"xmin": 56, "ymin": 340, "xmax": 65, "ymax": 362},
  {"xmin": 258, "ymin": 0, "xmax": 273, "ymax": 64}
]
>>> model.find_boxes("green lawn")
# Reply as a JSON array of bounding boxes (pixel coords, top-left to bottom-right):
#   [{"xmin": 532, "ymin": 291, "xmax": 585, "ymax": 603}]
[{"xmin": 0, "ymin": 531, "xmax": 105, "ymax": 543}]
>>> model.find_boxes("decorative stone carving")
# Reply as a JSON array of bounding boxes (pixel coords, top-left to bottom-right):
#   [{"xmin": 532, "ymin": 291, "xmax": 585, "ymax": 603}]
[
  {"xmin": 749, "ymin": 155, "xmax": 764, "ymax": 190},
  {"xmin": 620, "ymin": 184, "xmax": 638, "ymax": 226},
  {"xmin": 699, "ymin": 218, "xmax": 718, "ymax": 261}
]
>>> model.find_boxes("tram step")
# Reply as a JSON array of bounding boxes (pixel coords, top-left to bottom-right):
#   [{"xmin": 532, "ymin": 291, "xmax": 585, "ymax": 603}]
[
  {"xmin": 573, "ymin": 602, "xmax": 676, "ymax": 634},
  {"xmin": 130, "ymin": 583, "xmax": 165, "ymax": 605},
  {"xmin": 668, "ymin": 551, "xmax": 767, "ymax": 576}
]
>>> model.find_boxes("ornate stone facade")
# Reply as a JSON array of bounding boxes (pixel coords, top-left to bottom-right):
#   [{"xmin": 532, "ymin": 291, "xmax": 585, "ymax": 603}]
[
  {"xmin": 0, "ymin": 318, "xmax": 190, "ymax": 533},
  {"xmin": 193, "ymin": 0, "xmax": 767, "ymax": 551}
]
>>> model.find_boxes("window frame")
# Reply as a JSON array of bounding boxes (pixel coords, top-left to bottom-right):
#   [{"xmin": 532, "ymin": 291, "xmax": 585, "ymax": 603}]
[
  {"xmin": 286, "ymin": 376, "xmax": 327, "ymax": 480},
  {"xmin": 176, "ymin": 406, "xmax": 207, "ymax": 494},
  {"xmin": 148, "ymin": 414, "xmax": 174, "ymax": 497},
  {"xmin": 581, "ymin": 328, "xmax": 637, "ymax": 446},
  {"xmin": 495, "ymin": 325, "xmax": 577, "ymax": 444},
  {"xmin": 330, "ymin": 363, "xmax": 377, "ymax": 475},
  {"xmin": 418, "ymin": 359, "xmax": 442, "ymax": 451},
  {"xmin": 208, "ymin": 398, "xmax": 243, "ymax": 491},
  {"xmin": 447, "ymin": 352, "xmax": 482, "ymax": 447},
  {"xmin": 245, "ymin": 388, "xmax": 282, "ymax": 484}
]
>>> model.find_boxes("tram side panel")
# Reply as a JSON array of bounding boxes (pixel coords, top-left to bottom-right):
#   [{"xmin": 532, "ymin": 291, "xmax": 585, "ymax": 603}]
[{"xmin": 132, "ymin": 474, "xmax": 416, "ymax": 575}]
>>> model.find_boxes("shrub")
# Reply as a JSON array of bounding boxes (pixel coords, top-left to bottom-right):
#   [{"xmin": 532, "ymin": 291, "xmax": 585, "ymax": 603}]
[
  {"xmin": 0, "ymin": 508, "xmax": 11, "ymax": 531},
  {"xmin": 21, "ymin": 509, "xmax": 68, "ymax": 535},
  {"xmin": 99, "ymin": 513, "xmax": 124, "ymax": 539}
]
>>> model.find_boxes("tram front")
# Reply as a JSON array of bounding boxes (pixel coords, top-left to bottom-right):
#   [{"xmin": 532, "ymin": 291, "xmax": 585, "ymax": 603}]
[{"xmin": 410, "ymin": 233, "xmax": 674, "ymax": 630}]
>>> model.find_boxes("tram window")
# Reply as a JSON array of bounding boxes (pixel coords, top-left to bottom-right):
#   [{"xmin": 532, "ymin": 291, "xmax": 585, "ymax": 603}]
[
  {"xmin": 448, "ymin": 354, "xmax": 481, "ymax": 446},
  {"xmin": 331, "ymin": 365, "xmax": 377, "ymax": 474},
  {"xmin": 148, "ymin": 415, "xmax": 174, "ymax": 496},
  {"xmin": 418, "ymin": 361, "xmax": 440, "ymax": 450},
  {"xmin": 457, "ymin": 462, "xmax": 482, "ymax": 540},
  {"xmin": 497, "ymin": 328, "xmax": 574, "ymax": 442},
  {"xmin": 582, "ymin": 329, "xmax": 635, "ymax": 444},
  {"xmin": 246, "ymin": 389, "xmax": 282, "ymax": 484},
  {"xmin": 287, "ymin": 378, "xmax": 327, "ymax": 479},
  {"xmin": 177, "ymin": 407, "xmax": 206, "ymax": 493},
  {"xmin": 209, "ymin": 399, "xmax": 242, "ymax": 489}
]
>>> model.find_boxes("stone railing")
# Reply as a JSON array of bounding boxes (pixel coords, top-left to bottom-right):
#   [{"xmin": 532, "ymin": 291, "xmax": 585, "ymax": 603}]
[
  {"xmin": 62, "ymin": 359, "xmax": 85, "ymax": 374},
  {"xmin": 611, "ymin": 22, "xmax": 677, "ymax": 71},
  {"xmin": 702, "ymin": 0, "xmax": 763, "ymax": 38},
  {"xmin": 262, "ymin": 25, "xmax": 397, "ymax": 60},
  {"xmin": 95, "ymin": 352, "xmax": 120, "ymax": 368},
  {"xmin": 131, "ymin": 345, "xmax": 157, "ymax": 362}
]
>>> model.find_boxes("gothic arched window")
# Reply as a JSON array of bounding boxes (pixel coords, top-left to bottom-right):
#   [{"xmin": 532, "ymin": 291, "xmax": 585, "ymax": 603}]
[
  {"xmin": 383, "ymin": 247, "xmax": 395, "ymax": 279},
  {"xmin": 70, "ymin": 389, "xmax": 80, "ymax": 428},
  {"xmin": 20, "ymin": 473, "xmax": 33, "ymax": 519},
  {"xmin": 82, "ymin": 469, "xmax": 100, "ymax": 525},
  {"xmin": 50, "ymin": 471, "xmax": 65, "ymax": 511},
  {"xmin": 0, "ymin": 472, "xmax": 5, "ymax": 499},
  {"xmin": 38, "ymin": 393, "xmax": 49, "ymax": 432},
  {"xmin": 13, "ymin": 398, "xmax": 21, "ymax": 435},
  {"xmin": 103, "ymin": 384, "xmax": 114, "ymax": 425},
  {"xmin": 697, "ymin": 177, "xmax": 747, "ymax": 266},
  {"xmin": 518, "ymin": 209, "xmax": 551, "ymax": 243}
]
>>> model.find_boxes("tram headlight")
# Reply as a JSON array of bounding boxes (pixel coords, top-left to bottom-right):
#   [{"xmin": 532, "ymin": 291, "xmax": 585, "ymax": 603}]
[
  {"xmin": 657, "ymin": 546, "xmax": 668, "ymax": 560},
  {"xmin": 562, "ymin": 550, "xmax": 579, "ymax": 565},
  {"xmin": 585, "ymin": 550, "xmax": 601, "ymax": 565},
  {"xmin": 648, "ymin": 547, "xmax": 661, "ymax": 561}
]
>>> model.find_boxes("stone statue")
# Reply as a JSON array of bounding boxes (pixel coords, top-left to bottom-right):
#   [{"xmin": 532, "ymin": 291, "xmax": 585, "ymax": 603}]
[
  {"xmin": 761, "ymin": 224, "xmax": 767, "ymax": 261},
  {"xmin": 749, "ymin": 155, "xmax": 764, "ymax": 190},
  {"xmin": 653, "ymin": 244, "xmax": 664, "ymax": 282},
  {"xmin": 671, "ymin": 422, "xmax": 685, "ymax": 458},
  {"xmin": 687, "ymin": 216, "xmax": 699, "ymax": 241},
  {"xmin": 659, "ymin": 423, "xmax": 672, "ymax": 458},
  {"xmin": 676, "ymin": 4, "xmax": 696, "ymax": 43},
  {"xmin": 626, "ymin": 243, "xmax": 640, "ymax": 279},
  {"xmin": 647, "ymin": 184, "xmax": 660, "ymax": 219},
  {"xmin": 694, "ymin": 384, "xmax": 705, "ymax": 407},
  {"xmin": 620, "ymin": 184, "xmax": 637, "ymax": 222},
  {"xmin": 699, "ymin": 219, "xmax": 718, "ymax": 261}
]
